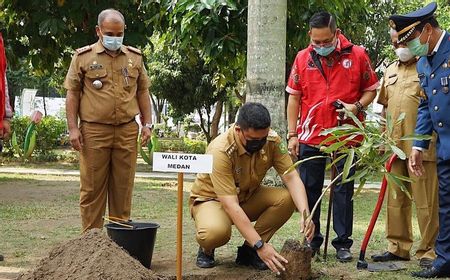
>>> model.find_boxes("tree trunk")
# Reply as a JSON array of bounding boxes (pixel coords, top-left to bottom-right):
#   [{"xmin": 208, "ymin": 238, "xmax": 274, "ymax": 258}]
[
  {"xmin": 210, "ymin": 100, "xmax": 223, "ymax": 141},
  {"xmin": 247, "ymin": 0, "xmax": 287, "ymax": 186},
  {"xmin": 246, "ymin": 0, "xmax": 287, "ymax": 139}
]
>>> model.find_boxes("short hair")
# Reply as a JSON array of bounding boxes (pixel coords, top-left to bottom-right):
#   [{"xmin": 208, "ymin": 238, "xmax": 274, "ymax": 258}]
[
  {"xmin": 236, "ymin": 102, "xmax": 271, "ymax": 130},
  {"xmin": 309, "ymin": 11, "xmax": 337, "ymax": 32},
  {"xmin": 97, "ymin": 9, "xmax": 125, "ymax": 26},
  {"xmin": 416, "ymin": 16, "xmax": 440, "ymax": 32}
]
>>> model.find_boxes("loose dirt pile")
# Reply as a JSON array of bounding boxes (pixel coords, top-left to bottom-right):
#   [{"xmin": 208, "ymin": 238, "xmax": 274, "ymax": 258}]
[{"xmin": 16, "ymin": 229, "xmax": 166, "ymax": 280}]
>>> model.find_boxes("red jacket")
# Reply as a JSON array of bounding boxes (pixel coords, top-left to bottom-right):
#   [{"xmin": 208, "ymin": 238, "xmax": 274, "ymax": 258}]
[
  {"xmin": 286, "ymin": 34, "xmax": 379, "ymax": 145},
  {"xmin": 0, "ymin": 33, "xmax": 6, "ymax": 129}
]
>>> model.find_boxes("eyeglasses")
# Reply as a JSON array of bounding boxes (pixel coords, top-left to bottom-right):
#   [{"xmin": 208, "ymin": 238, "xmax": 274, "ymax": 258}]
[{"xmin": 311, "ymin": 33, "xmax": 337, "ymax": 48}]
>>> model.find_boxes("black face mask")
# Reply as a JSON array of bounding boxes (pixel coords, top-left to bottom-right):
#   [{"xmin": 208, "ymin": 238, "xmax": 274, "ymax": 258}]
[{"xmin": 244, "ymin": 137, "xmax": 267, "ymax": 154}]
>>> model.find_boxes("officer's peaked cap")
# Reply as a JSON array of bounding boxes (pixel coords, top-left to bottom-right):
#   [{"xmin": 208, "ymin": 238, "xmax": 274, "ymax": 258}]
[{"xmin": 389, "ymin": 2, "xmax": 437, "ymax": 43}]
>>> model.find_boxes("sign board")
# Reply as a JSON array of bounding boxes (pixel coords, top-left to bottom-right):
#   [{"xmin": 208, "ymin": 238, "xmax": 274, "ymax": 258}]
[{"xmin": 152, "ymin": 152, "xmax": 213, "ymax": 174}]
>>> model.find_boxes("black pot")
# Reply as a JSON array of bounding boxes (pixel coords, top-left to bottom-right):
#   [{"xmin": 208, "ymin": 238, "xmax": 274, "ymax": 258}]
[{"xmin": 105, "ymin": 221, "xmax": 160, "ymax": 269}]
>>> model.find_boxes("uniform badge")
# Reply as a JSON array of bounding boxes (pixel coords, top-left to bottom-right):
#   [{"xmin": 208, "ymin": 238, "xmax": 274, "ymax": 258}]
[
  {"xmin": 441, "ymin": 77, "xmax": 449, "ymax": 87},
  {"xmin": 92, "ymin": 80, "xmax": 103, "ymax": 89},
  {"xmin": 363, "ymin": 71, "xmax": 370, "ymax": 81},
  {"xmin": 278, "ymin": 142, "xmax": 288, "ymax": 155},
  {"xmin": 342, "ymin": 59, "xmax": 352, "ymax": 69}
]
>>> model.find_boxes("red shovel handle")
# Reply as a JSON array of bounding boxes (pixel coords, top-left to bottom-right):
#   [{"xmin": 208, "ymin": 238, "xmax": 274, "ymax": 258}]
[{"xmin": 357, "ymin": 154, "xmax": 397, "ymax": 269}]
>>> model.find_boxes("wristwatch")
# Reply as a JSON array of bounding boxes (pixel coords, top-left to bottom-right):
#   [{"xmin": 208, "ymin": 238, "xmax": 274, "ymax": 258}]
[
  {"xmin": 144, "ymin": 123, "xmax": 154, "ymax": 129},
  {"xmin": 253, "ymin": 240, "xmax": 264, "ymax": 250}
]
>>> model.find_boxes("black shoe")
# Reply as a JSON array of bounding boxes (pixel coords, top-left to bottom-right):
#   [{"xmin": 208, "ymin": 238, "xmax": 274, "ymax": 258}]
[
  {"xmin": 236, "ymin": 244, "xmax": 268, "ymax": 270},
  {"xmin": 371, "ymin": 251, "xmax": 409, "ymax": 262},
  {"xmin": 336, "ymin": 248, "xmax": 353, "ymax": 262},
  {"xmin": 311, "ymin": 247, "xmax": 320, "ymax": 257},
  {"xmin": 0, "ymin": 254, "xmax": 3, "ymax": 261},
  {"xmin": 196, "ymin": 247, "xmax": 215, "ymax": 268},
  {"xmin": 419, "ymin": 258, "xmax": 434, "ymax": 269},
  {"xmin": 411, "ymin": 266, "xmax": 448, "ymax": 278}
]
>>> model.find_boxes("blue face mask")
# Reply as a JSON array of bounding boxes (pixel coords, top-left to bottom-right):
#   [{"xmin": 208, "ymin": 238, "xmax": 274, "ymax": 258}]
[
  {"xmin": 312, "ymin": 35, "xmax": 337, "ymax": 57},
  {"xmin": 102, "ymin": 35, "xmax": 124, "ymax": 51},
  {"xmin": 314, "ymin": 45, "xmax": 336, "ymax": 57}
]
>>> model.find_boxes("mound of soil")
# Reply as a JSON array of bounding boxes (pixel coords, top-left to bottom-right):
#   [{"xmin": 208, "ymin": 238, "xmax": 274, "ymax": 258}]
[{"xmin": 16, "ymin": 229, "xmax": 166, "ymax": 280}]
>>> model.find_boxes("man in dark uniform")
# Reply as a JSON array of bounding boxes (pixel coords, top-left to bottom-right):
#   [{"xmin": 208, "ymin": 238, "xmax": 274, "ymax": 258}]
[
  {"xmin": 390, "ymin": 2, "xmax": 450, "ymax": 278},
  {"xmin": 65, "ymin": 9, "xmax": 152, "ymax": 232}
]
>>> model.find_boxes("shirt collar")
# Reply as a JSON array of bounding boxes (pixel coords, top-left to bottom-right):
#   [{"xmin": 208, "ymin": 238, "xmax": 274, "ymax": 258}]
[{"xmin": 431, "ymin": 30, "xmax": 445, "ymax": 55}]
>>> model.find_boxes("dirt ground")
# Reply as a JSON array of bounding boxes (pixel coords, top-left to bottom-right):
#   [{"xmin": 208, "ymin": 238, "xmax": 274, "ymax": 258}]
[{"xmin": 0, "ymin": 174, "xmax": 424, "ymax": 280}]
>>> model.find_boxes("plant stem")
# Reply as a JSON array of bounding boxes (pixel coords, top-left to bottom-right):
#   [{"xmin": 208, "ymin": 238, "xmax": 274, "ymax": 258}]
[{"xmin": 307, "ymin": 159, "xmax": 362, "ymax": 223}]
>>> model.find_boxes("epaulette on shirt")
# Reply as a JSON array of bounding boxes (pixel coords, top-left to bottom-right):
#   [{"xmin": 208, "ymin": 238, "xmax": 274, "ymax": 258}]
[
  {"xmin": 225, "ymin": 142, "xmax": 237, "ymax": 158},
  {"xmin": 126, "ymin": 46, "xmax": 142, "ymax": 55},
  {"xmin": 267, "ymin": 130, "xmax": 280, "ymax": 142},
  {"xmin": 75, "ymin": 45, "xmax": 92, "ymax": 55}
]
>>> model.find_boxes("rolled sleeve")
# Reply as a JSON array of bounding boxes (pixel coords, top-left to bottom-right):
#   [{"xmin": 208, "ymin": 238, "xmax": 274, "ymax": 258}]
[
  {"xmin": 272, "ymin": 140, "xmax": 294, "ymax": 176},
  {"xmin": 210, "ymin": 150, "xmax": 238, "ymax": 196},
  {"xmin": 286, "ymin": 54, "xmax": 302, "ymax": 96},
  {"xmin": 136, "ymin": 62, "xmax": 150, "ymax": 95},
  {"xmin": 64, "ymin": 53, "xmax": 82, "ymax": 92},
  {"xmin": 359, "ymin": 51, "xmax": 379, "ymax": 92}
]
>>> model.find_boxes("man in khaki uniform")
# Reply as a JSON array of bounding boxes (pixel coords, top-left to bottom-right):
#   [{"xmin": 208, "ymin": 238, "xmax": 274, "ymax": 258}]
[
  {"xmin": 65, "ymin": 9, "xmax": 152, "ymax": 232},
  {"xmin": 371, "ymin": 30, "xmax": 438, "ymax": 268},
  {"xmin": 191, "ymin": 102, "xmax": 314, "ymax": 274}
]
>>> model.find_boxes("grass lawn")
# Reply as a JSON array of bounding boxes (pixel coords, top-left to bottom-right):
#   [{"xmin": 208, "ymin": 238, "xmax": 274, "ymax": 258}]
[{"xmin": 0, "ymin": 173, "xmax": 425, "ymax": 279}]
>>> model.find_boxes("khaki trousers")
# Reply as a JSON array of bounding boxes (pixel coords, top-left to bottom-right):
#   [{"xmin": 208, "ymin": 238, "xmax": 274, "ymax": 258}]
[
  {"xmin": 386, "ymin": 159, "xmax": 439, "ymax": 259},
  {"xmin": 79, "ymin": 121, "xmax": 138, "ymax": 232},
  {"xmin": 191, "ymin": 187, "xmax": 296, "ymax": 251}
]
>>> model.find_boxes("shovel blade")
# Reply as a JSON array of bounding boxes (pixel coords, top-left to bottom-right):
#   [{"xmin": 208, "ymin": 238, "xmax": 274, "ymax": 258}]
[{"xmin": 367, "ymin": 261, "xmax": 407, "ymax": 272}]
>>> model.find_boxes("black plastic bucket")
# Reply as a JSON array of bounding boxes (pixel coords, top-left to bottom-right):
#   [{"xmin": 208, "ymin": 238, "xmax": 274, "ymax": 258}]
[{"xmin": 105, "ymin": 221, "xmax": 160, "ymax": 269}]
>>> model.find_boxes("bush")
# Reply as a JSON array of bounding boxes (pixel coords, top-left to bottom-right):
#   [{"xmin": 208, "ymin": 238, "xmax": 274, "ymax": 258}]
[
  {"xmin": 156, "ymin": 137, "xmax": 206, "ymax": 154},
  {"xmin": 3, "ymin": 115, "xmax": 67, "ymax": 160}
]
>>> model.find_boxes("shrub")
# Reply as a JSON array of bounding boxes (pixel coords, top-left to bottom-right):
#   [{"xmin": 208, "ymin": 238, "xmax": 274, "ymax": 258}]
[
  {"xmin": 3, "ymin": 116, "xmax": 67, "ymax": 159},
  {"xmin": 156, "ymin": 137, "xmax": 206, "ymax": 154}
]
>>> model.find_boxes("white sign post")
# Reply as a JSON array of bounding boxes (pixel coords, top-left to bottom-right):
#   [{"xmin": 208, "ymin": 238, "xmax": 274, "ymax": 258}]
[{"xmin": 152, "ymin": 152, "xmax": 213, "ymax": 280}]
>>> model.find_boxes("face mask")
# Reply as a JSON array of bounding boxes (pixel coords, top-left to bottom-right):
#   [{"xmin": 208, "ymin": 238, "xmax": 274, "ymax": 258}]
[
  {"xmin": 244, "ymin": 137, "xmax": 267, "ymax": 154},
  {"xmin": 395, "ymin": 47, "xmax": 414, "ymax": 62},
  {"xmin": 101, "ymin": 35, "xmax": 124, "ymax": 51},
  {"xmin": 314, "ymin": 45, "xmax": 336, "ymax": 57},
  {"xmin": 407, "ymin": 29, "xmax": 430, "ymax": 57},
  {"xmin": 312, "ymin": 34, "xmax": 337, "ymax": 57}
]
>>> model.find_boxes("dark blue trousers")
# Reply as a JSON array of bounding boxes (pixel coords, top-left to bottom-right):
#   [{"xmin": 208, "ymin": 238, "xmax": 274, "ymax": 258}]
[
  {"xmin": 433, "ymin": 159, "xmax": 450, "ymax": 272},
  {"xmin": 298, "ymin": 144, "xmax": 355, "ymax": 251}
]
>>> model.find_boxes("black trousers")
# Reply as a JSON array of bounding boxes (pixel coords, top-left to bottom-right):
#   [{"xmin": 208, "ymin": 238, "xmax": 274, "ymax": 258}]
[
  {"xmin": 433, "ymin": 159, "xmax": 450, "ymax": 272},
  {"xmin": 298, "ymin": 144, "xmax": 355, "ymax": 250}
]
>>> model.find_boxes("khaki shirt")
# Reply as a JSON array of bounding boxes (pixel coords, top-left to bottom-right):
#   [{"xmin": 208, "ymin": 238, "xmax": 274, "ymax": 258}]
[
  {"xmin": 190, "ymin": 125, "xmax": 293, "ymax": 203},
  {"xmin": 64, "ymin": 41, "xmax": 150, "ymax": 125},
  {"xmin": 378, "ymin": 60, "xmax": 436, "ymax": 161}
]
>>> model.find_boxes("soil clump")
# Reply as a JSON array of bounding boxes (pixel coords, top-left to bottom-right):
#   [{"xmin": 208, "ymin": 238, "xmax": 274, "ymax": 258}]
[{"xmin": 279, "ymin": 239, "xmax": 312, "ymax": 280}]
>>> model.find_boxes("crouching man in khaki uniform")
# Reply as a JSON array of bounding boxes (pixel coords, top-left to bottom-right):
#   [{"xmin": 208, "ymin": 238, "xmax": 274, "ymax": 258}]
[{"xmin": 190, "ymin": 102, "xmax": 314, "ymax": 274}]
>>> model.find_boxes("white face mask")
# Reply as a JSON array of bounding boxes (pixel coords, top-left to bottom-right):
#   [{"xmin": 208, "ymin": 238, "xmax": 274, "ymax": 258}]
[{"xmin": 395, "ymin": 47, "xmax": 414, "ymax": 62}]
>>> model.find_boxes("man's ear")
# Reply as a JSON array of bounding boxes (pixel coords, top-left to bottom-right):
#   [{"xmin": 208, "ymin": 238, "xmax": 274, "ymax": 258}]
[
  {"xmin": 308, "ymin": 30, "xmax": 312, "ymax": 37},
  {"xmin": 425, "ymin": 23, "xmax": 433, "ymax": 36},
  {"xmin": 95, "ymin": 26, "xmax": 101, "ymax": 37}
]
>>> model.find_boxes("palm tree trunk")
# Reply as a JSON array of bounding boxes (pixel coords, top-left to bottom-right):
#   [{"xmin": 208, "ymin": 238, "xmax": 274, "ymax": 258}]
[{"xmin": 246, "ymin": 0, "xmax": 287, "ymax": 139}]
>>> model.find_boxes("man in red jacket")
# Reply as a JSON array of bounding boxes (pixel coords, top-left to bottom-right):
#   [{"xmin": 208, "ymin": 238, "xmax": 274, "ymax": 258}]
[
  {"xmin": 0, "ymin": 32, "xmax": 13, "ymax": 262},
  {"xmin": 0, "ymin": 32, "xmax": 12, "ymax": 141},
  {"xmin": 286, "ymin": 11, "xmax": 379, "ymax": 262}
]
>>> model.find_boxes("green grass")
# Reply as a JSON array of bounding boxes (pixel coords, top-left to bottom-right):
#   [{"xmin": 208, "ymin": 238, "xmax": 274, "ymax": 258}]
[{"xmin": 0, "ymin": 174, "xmax": 426, "ymax": 279}]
